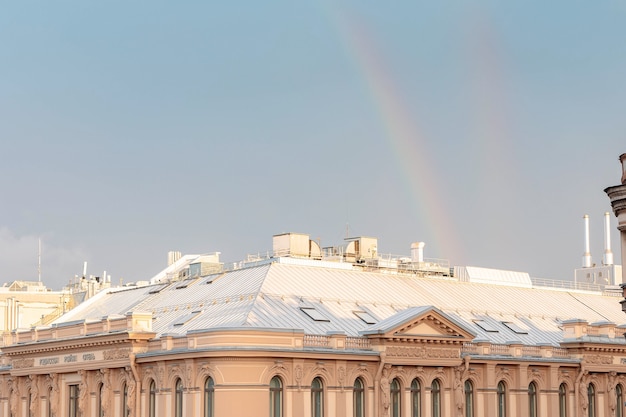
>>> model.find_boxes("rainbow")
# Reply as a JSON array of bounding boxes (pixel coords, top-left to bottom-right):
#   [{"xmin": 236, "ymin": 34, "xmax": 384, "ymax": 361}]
[{"xmin": 327, "ymin": 6, "xmax": 464, "ymax": 263}]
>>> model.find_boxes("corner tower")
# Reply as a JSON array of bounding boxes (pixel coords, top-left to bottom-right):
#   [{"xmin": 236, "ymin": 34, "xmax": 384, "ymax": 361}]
[{"xmin": 605, "ymin": 153, "xmax": 626, "ymax": 284}]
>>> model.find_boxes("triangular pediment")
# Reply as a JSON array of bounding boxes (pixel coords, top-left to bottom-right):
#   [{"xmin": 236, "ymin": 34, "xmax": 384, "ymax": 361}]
[{"xmin": 360, "ymin": 306, "xmax": 475, "ymax": 342}]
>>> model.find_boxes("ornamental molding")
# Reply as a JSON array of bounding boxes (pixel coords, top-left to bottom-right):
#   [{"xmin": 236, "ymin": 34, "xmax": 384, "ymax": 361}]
[
  {"xmin": 386, "ymin": 346, "xmax": 460, "ymax": 359},
  {"xmin": 12, "ymin": 358, "xmax": 34, "ymax": 369},
  {"xmin": 103, "ymin": 348, "xmax": 130, "ymax": 361},
  {"xmin": 584, "ymin": 354, "xmax": 613, "ymax": 365}
]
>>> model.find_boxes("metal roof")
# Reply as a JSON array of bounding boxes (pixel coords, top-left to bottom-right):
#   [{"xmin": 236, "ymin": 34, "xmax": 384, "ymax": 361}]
[{"xmin": 53, "ymin": 260, "xmax": 626, "ymax": 346}]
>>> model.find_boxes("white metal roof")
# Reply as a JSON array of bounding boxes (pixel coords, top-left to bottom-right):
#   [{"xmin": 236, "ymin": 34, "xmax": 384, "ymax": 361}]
[{"xmin": 53, "ymin": 261, "xmax": 626, "ymax": 347}]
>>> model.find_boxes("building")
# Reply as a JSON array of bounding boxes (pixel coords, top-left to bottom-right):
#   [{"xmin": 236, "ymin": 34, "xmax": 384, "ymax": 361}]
[{"xmin": 1, "ymin": 155, "xmax": 625, "ymax": 417}]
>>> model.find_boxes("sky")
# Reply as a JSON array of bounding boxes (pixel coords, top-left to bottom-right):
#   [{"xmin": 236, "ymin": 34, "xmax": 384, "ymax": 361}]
[{"xmin": 1, "ymin": 1, "xmax": 625, "ymax": 290}]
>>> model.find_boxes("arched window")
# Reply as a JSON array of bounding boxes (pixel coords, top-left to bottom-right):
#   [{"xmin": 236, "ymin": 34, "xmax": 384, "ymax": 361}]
[
  {"xmin": 528, "ymin": 382, "xmax": 537, "ymax": 417},
  {"xmin": 97, "ymin": 383, "xmax": 104, "ymax": 417},
  {"xmin": 558, "ymin": 383, "xmax": 567, "ymax": 417},
  {"xmin": 617, "ymin": 384, "xmax": 623, "ymax": 417},
  {"xmin": 204, "ymin": 377, "xmax": 214, "ymax": 417},
  {"xmin": 270, "ymin": 376, "xmax": 283, "ymax": 417},
  {"xmin": 121, "ymin": 383, "xmax": 129, "ymax": 417},
  {"xmin": 411, "ymin": 378, "xmax": 421, "ymax": 417},
  {"xmin": 175, "ymin": 378, "xmax": 184, "ymax": 417},
  {"xmin": 465, "ymin": 380, "xmax": 474, "ymax": 417},
  {"xmin": 431, "ymin": 379, "xmax": 441, "ymax": 417},
  {"xmin": 311, "ymin": 377, "xmax": 324, "ymax": 417},
  {"xmin": 588, "ymin": 383, "xmax": 596, "ymax": 417},
  {"xmin": 497, "ymin": 381, "xmax": 506, "ymax": 417},
  {"xmin": 391, "ymin": 378, "xmax": 401, "ymax": 417},
  {"xmin": 148, "ymin": 379, "xmax": 156, "ymax": 417},
  {"xmin": 353, "ymin": 378, "xmax": 364, "ymax": 417}
]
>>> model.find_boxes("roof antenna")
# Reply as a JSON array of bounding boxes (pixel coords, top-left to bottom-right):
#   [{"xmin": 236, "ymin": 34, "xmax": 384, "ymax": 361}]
[{"xmin": 38, "ymin": 237, "xmax": 42, "ymax": 282}]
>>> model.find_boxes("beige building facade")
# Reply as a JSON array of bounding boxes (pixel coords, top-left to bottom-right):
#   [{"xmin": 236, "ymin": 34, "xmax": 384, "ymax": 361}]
[{"xmin": 1, "ymin": 154, "xmax": 625, "ymax": 417}]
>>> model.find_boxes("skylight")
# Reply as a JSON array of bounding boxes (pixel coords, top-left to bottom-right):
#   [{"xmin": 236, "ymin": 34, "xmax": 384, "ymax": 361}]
[
  {"xmin": 353, "ymin": 310, "xmax": 377, "ymax": 325},
  {"xmin": 502, "ymin": 321, "xmax": 528, "ymax": 334},
  {"xmin": 473, "ymin": 320, "xmax": 499, "ymax": 332},
  {"xmin": 172, "ymin": 311, "xmax": 202, "ymax": 326},
  {"xmin": 300, "ymin": 307, "xmax": 330, "ymax": 322}
]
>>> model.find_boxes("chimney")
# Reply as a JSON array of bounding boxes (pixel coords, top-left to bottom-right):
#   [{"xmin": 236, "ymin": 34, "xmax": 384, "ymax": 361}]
[
  {"xmin": 582, "ymin": 215, "xmax": 592, "ymax": 268},
  {"xmin": 603, "ymin": 212, "xmax": 614, "ymax": 265},
  {"xmin": 411, "ymin": 242, "xmax": 425, "ymax": 263}
]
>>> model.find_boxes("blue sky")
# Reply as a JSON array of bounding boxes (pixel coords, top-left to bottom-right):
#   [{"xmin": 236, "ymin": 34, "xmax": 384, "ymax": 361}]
[{"xmin": 1, "ymin": 1, "xmax": 625, "ymax": 289}]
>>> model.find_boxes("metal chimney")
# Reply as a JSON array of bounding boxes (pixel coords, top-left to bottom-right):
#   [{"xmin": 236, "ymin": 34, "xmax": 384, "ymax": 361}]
[
  {"xmin": 582, "ymin": 215, "xmax": 592, "ymax": 268},
  {"xmin": 603, "ymin": 212, "xmax": 614, "ymax": 265},
  {"xmin": 411, "ymin": 242, "xmax": 425, "ymax": 263}
]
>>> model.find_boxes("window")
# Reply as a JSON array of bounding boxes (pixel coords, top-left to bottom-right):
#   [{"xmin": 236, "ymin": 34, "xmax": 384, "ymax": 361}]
[
  {"xmin": 473, "ymin": 320, "xmax": 499, "ymax": 332},
  {"xmin": 149, "ymin": 379, "xmax": 156, "ymax": 417},
  {"xmin": 617, "ymin": 385, "xmax": 623, "ymax": 417},
  {"xmin": 465, "ymin": 380, "xmax": 474, "ymax": 417},
  {"xmin": 391, "ymin": 378, "xmax": 401, "ymax": 417},
  {"xmin": 172, "ymin": 311, "xmax": 202, "ymax": 326},
  {"xmin": 497, "ymin": 381, "xmax": 506, "ymax": 417},
  {"xmin": 354, "ymin": 310, "xmax": 377, "ymax": 324},
  {"xmin": 353, "ymin": 378, "xmax": 364, "ymax": 417},
  {"xmin": 270, "ymin": 376, "xmax": 283, "ymax": 417},
  {"xmin": 69, "ymin": 384, "xmax": 79, "ymax": 417},
  {"xmin": 175, "ymin": 378, "xmax": 184, "ymax": 417},
  {"xmin": 431, "ymin": 379, "xmax": 441, "ymax": 417},
  {"xmin": 122, "ymin": 383, "xmax": 129, "ymax": 417},
  {"xmin": 559, "ymin": 383, "xmax": 567, "ymax": 417},
  {"xmin": 411, "ymin": 379, "xmax": 421, "ymax": 417},
  {"xmin": 204, "ymin": 377, "xmax": 214, "ymax": 417},
  {"xmin": 312, "ymin": 377, "xmax": 324, "ymax": 417},
  {"xmin": 501, "ymin": 321, "xmax": 528, "ymax": 334},
  {"xmin": 528, "ymin": 382, "xmax": 537, "ymax": 417},
  {"xmin": 97, "ymin": 383, "xmax": 104, "ymax": 417},
  {"xmin": 301, "ymin": 307, "xmax": 330, "ymax": 322},
  {"xmin": 588, "ymin": 383, "xmax": 596, "ymax": 417}
]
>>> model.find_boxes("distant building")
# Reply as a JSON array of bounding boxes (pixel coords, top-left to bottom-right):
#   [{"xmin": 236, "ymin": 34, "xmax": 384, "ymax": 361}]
[
  {"xmin": 0, "ymin": 281, "xmax": 69, "ymax": 338},
  {"xmin": 0, "ymin": 154, "xmax": 625, "ymax": 417}
]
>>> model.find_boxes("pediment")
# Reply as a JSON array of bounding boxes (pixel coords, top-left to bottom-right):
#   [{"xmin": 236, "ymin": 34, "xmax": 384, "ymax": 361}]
[{"xmin": 361, "ymin": 306, "xmax": 475, "ymax": 342}]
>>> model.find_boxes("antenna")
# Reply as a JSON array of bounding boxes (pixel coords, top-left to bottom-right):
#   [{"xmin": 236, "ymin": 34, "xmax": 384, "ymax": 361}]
[{"xmin": 38, "ymin": 237, "xmax": 42, "ymax": 282}]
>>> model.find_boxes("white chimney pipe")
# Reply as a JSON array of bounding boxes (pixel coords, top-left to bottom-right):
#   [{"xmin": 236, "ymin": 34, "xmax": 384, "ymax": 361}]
[
  {"xmin": 603, "ymin": 211, "xmax": 614, "ymax": 265},
  {"xmin": 411, "ymin": 242, "xmax": 425, "ymax": 263},
  {"xmin": 582, "ymin": 215, "xmax": 592, "ymax": 268}
]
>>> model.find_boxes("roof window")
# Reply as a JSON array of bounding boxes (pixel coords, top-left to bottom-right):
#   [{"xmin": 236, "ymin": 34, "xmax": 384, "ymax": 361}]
[
  {"xmin": 502, "ymin": 321, "xmax": 528, "ymax": 334},
  {"xmin": 172, "ymin": 311, "xmax": 202, "ymax": 326},
  {"xmin": 353, "ymin": 310, "xmax": 377, "ymax": 324},
  {"xmin": 300, "ymin": 307, "xmax": 330, "ymax": 322},
  {"xmin": 473, "ymin": 320, "xmax": 499, "ymax": 332}
]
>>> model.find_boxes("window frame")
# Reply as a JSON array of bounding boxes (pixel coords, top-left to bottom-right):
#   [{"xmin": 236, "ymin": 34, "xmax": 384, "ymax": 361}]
[
  {"xmin": 410, "ymin": 378, "xmax": 421, "ymax": 417},
  {"xmin": 69, "ymin": 384, "xmax": 79, "ymax": 417},
  {"xmin": 588, "ymin": 383, "xmax": 596, "ymax": 417},
  {"xmin": 175, "ymin": 378, "xmax": 184, "ymax": 417},
  {"xmin": 270, "ymin": 376, "xmax": 283, "ymax": 417},
  {"xmin": 558, "ymin": 383, "xmax": 567, "ymax": 417},
  {"xmin": 353, "ymin": 377, "xmax": 365, "ymax": 417},
  {"xmin": 391, "ymin": 378, "xmax": 401, "ymax": 417},
  {"xmin": 464, "ymin": 380, "xmax": 474, "ymax": 417},
  {"xmin": 431, "ymin": 379, "xmax": 441, "ymax": 417},
  {"xmin": 311, "ymin": 377, "xmax": 324, "ymax": 417},
  {"xmin": 204, "ymin": 376, "xmax": 215, "ymax": 417},
  {"xmin": 148, "ymin": 379, "xmax": 156, "ymax": 417},
  {"xmin": 497, "ymin": 381, "xmax": 506, "ymax": 417},
  {"xmin": 528, "ymin": 382, "xmax": 538, "ymax": 417}
]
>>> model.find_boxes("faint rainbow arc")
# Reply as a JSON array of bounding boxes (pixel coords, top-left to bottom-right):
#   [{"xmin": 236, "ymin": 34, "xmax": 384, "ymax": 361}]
[{"xmin": 331, "ymin": 9, "xmax": 464, "ymax": 262}]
